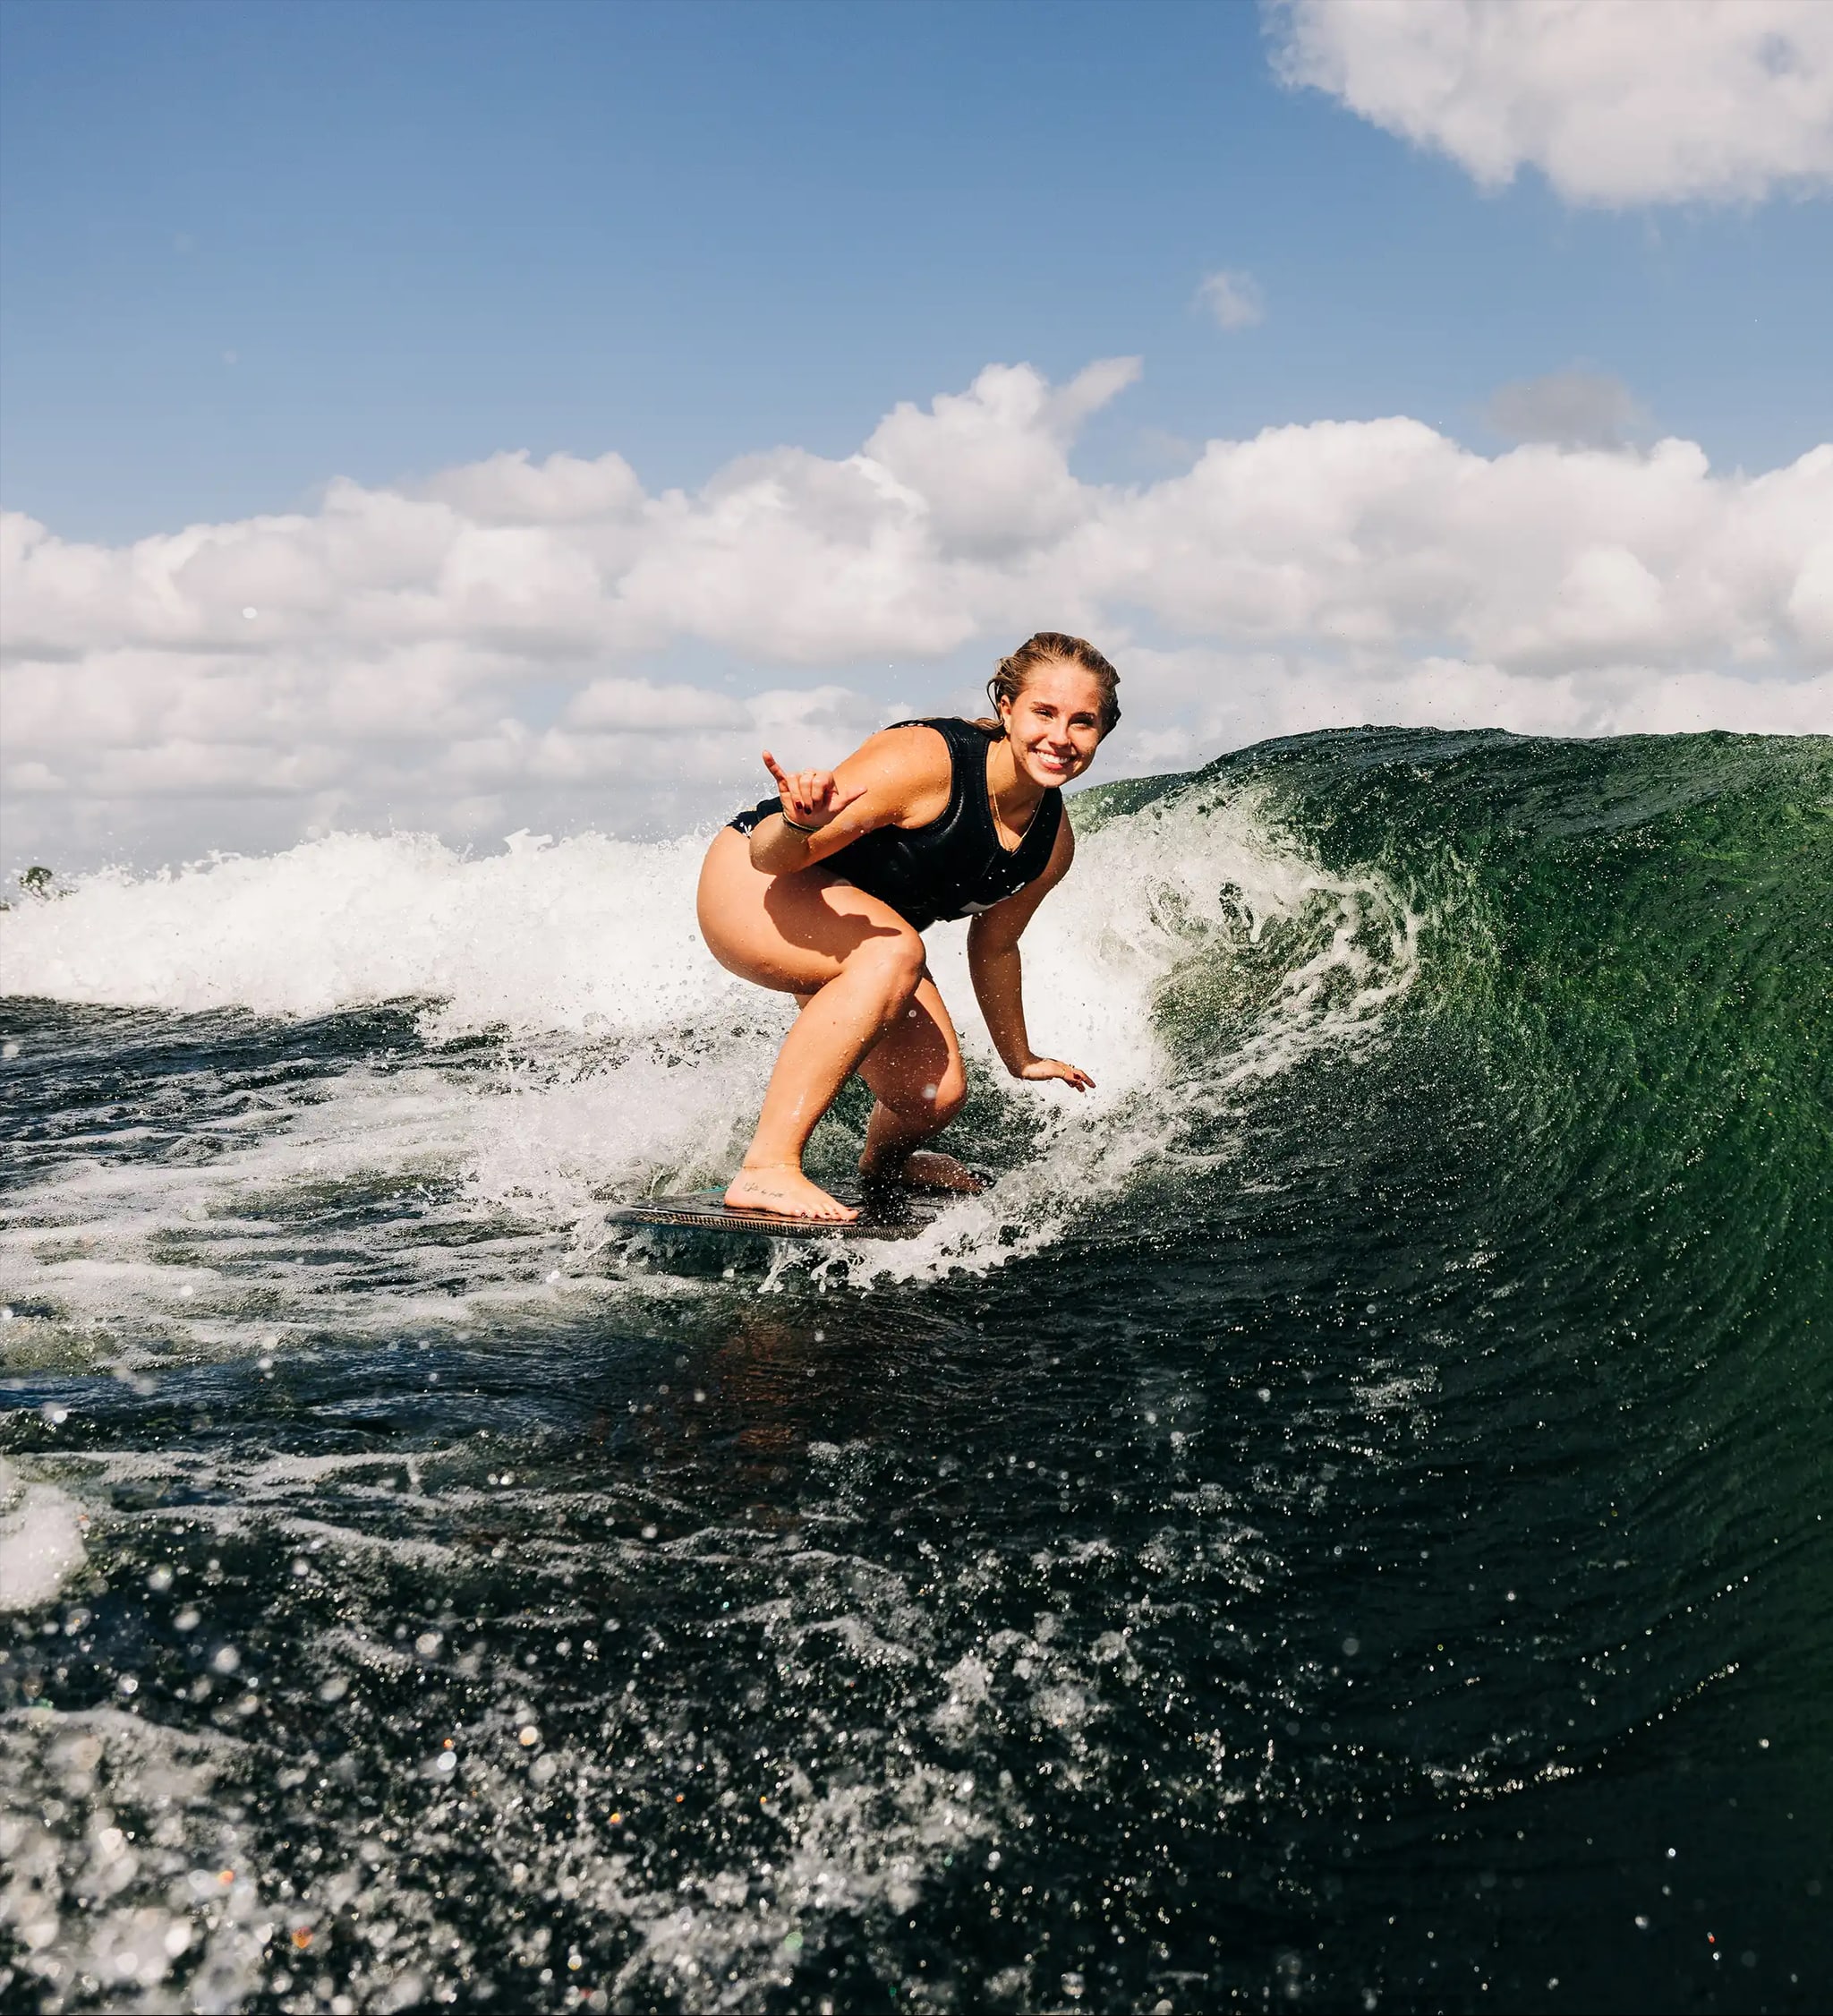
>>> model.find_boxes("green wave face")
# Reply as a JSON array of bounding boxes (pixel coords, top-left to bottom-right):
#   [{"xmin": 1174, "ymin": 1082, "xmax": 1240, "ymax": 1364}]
[
  {"xmin": 1071, "ymin": 728, "xmax": 1833, "ymax": 1937},
  {"xmin": 1118, "ymin": 723, "xmax": 1833, "ymax": 1491},
  {"xmin": 1089, "ymin": 730, "xmax": 1833, "ymax": 1350}
]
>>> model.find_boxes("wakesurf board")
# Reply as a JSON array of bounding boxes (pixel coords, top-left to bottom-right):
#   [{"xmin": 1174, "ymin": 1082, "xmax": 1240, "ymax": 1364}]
[{"xmin": 608, "ymin": 1185, "xmax": 942, "ymax": 1242}]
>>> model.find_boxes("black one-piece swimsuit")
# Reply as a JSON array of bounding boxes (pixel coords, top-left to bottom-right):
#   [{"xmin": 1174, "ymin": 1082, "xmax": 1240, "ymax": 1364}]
[{"xmin": 727, "ymin": 717, "xmax": 1063, "ymax": 933}]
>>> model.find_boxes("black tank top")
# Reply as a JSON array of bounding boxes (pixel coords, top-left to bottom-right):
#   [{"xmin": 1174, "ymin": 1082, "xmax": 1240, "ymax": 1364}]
[{"xmin": 728, "ymin": 717, "xmax": 1063, "ymax": 932}]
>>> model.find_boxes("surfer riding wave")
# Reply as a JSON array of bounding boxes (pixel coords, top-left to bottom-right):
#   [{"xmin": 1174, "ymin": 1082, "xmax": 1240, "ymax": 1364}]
[{"xmin": 695, "ymin": 632, "xmax": 1120, "ymax": 1222}]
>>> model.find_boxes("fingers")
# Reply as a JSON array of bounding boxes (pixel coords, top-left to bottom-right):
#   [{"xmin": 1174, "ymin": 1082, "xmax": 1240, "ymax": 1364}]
[
  {"xmin": 763, "ymin": 753, "xmax": 825, "ymax": 824},
  {"xmin": 797, "ymin": 771, "xmax": 836, "ymax": 821},
  {"xmin": 770, "ymin": 764, "xmax": 861, "ymax": 832},
  {"xmin": 1023, "ymin": 1058, "xmax": 1096, "ymax": 1092}
]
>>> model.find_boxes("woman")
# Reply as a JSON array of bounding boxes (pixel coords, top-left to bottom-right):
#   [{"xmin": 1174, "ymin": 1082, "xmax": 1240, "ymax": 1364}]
[{"xmin": 695, "ymin": 631, "xmax": 1120, "ymax": 1222}]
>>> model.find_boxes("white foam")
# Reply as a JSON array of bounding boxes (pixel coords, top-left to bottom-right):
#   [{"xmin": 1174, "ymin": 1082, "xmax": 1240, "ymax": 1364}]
[
  {"xmin": 1, "ymin": 790, "xmax": 1421, "ymax": 1325},
  {"xmin": 0, "ymin": 1457, "xmax": 89, "ymax": 1610},
  {"xmin": 1, "ymin": 827, "xmax": 730, "ymax": 1032},
  {"xmin": 824, "ymin": 787, "xmax": 1421, "ymax": 1281}
]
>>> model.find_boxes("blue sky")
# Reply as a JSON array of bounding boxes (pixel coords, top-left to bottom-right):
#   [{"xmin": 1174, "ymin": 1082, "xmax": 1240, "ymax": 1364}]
[
  {"xmin": 3, "ymin": 0, "xmax": 1829, "ymax": 873},
  {"xmin": 4, "ymin": 0, "xmax": 1829, "ymax": 545}
]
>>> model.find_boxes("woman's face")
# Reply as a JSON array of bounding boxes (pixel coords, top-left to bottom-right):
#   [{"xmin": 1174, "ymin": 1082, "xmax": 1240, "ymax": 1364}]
[{"xmin": 1000, "ymin": 662, "xmax": 1107, "ymax": 790}]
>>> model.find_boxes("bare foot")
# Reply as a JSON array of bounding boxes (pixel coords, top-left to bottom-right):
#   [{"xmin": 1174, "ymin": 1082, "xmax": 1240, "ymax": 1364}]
[
  {"xmin": 724, "ymin": 1165, "xmax": 857, "ymax": 1222},
  {"xmin": 865, "ymin": 1149, "xmax": 987, "ymax": 1194}
]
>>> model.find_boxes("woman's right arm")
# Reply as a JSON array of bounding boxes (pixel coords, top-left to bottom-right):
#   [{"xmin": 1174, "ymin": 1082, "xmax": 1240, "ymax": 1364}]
[
  {"xmin": 746, "ymin": 754, "xmax": 865, "ymax": 873},
  {"xmin": 746, "ymin": 730, "xmax": 948, "ymax": 874}
]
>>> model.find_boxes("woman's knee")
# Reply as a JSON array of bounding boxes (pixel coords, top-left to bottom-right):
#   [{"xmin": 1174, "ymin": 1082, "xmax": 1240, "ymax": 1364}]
[
  {"xmin": 893, "ymin": 1057, "xmax": 965, "ymax": 1126},
  {"xmin": 928, "ymin": 1064, "xmax": 968, "ymax": 1124},
  {"xmin": 848, "ymin": 925, "xmax": 926, "ymax": 998}
]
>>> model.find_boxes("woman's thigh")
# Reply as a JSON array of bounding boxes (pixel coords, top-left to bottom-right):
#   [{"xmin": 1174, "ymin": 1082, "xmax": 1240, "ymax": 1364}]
[
  {"xmin": 696, "ymin": 826, "xmax": 921, "ymax": 994},
  {"xmin": 856, "ymin": 975, "xmax": 967, "ymax": 1115}
]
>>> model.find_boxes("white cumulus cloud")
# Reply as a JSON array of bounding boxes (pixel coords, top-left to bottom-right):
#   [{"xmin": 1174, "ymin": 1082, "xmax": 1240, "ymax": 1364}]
[
  {"xmin": 1197, "ymin": 269, "xmax": 1266, "ymax": 330},
  {"xmin": 1269, "ymin": 0, "xmax": 1833, "ymax": 206},
  {"xmin": 1, "ymin": 357, "xmax": 1828, "ymax": 870}
]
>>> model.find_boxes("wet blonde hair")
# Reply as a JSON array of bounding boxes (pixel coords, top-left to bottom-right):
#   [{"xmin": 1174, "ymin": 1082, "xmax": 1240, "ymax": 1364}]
[{"xmin": 985, "ymin": 632, "xmax": 1121, "ymax": 737}]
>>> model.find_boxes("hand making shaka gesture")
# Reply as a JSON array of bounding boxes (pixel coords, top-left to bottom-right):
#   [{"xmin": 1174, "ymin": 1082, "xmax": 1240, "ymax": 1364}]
[{"xmin": 760, "ymin": 750, "xmax": 866, "ymax": 833}]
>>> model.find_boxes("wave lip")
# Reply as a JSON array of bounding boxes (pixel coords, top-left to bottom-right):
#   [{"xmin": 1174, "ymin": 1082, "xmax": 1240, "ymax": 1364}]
[{"xmin": 0, "ymin": 827, "xmax": 726, "ymax": 1033}]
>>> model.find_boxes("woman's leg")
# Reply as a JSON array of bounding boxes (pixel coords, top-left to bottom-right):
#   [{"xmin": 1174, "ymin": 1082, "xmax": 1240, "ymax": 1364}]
[
  {"xmin": 696, "ymin": 828, "xmax": 929, "ymax": 1220},
  {"xmin": 855, "ymin": 977, "xmax": 981, "ymax": 1191}
]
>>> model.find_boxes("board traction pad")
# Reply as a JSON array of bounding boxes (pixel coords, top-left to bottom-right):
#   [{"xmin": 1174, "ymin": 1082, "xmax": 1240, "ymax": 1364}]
[{"xmin": 608, "ymin": 1186, "xmax": 942, "ymax": 1242}]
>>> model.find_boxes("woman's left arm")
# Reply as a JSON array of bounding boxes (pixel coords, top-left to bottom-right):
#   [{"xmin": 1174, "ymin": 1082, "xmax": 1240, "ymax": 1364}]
[{"xmin": 967, "ymin": 819, "xmax": 1095, "ymax": 1092}]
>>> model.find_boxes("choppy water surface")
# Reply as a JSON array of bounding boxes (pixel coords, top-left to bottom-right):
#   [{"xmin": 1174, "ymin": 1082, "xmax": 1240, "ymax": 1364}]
[{"xmin": 2, "ymin": 728, "xmax": 1829, "ymax": 2013}]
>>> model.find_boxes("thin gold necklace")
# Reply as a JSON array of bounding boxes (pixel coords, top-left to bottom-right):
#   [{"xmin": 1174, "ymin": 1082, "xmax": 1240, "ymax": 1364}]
[{"xmin": 986, "ymin": 741, "xmax": 1044, "ymax": 850}]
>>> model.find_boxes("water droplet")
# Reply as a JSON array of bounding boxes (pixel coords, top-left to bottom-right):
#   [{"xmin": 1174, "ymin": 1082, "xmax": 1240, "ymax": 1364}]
[{"xmin": 147, "ymin": 1566, "xmax": 174, "ymax": 1593}]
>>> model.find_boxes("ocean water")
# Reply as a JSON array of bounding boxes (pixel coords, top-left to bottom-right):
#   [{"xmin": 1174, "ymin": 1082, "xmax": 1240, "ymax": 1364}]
[{"xmin": 1, "ymin": 726, "xmax": 1829, "ymax": 2014}]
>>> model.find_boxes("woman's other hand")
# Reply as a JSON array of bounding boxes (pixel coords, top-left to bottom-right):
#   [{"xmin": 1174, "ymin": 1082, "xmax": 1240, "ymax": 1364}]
[
  {"xmin": 762, "ymin": 751, "xmax": 865, "ymax": 833},
  {"xmin": 1014, "ymin": 1056, "xmax": 1095, "ymax": 1092}
]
